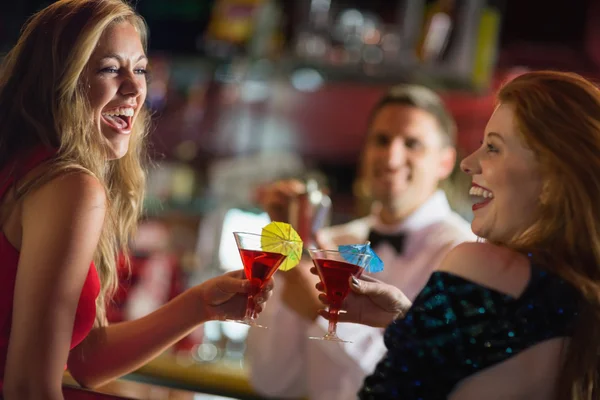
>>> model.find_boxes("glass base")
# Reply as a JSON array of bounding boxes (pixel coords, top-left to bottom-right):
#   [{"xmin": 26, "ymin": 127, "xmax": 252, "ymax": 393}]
[
  {"xmin": 225, "ymin": 318, "xmax": 267, "ymax": 329},
  {"xmin": 308, "ymin": 333, "xmax": 351, "ymax": 343}
]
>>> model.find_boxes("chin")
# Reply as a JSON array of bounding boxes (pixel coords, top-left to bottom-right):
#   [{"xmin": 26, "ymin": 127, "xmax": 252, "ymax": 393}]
[
  {"xmin": 373, "ymin": 185, "xmax": 406, "ymax": 202},
  {"xmin": 107, "ymin": 142, "xmax": 130, "ymax": 160},
  {"xmin": 470, "ymin": 220, "xmax": 489, "ymax": 240}
]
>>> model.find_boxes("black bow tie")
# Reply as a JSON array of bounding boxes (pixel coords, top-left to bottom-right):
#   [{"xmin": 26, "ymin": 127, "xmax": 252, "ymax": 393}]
[{"xmin": 368, "ymin": 230, "xmax": 406, "ymax": 254}]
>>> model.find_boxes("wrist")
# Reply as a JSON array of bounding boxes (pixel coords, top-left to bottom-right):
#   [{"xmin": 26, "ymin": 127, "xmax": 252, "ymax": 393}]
[
  {"xmin": 394, "ymin": 301, "xmax": 411, "ymax": 321},
  {"xmin": 187, "ymin": 285, "xmax": 211, "ymax": 325}
]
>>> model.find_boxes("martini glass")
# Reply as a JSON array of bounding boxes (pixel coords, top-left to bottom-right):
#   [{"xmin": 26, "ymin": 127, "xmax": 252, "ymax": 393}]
[
  {"xmin": 229, "ymin": 231, "xmax": 298, "ymax": 328},
  {"xmin": 308, "ymin": 249, "xmax": 372, "ymax": 343}
]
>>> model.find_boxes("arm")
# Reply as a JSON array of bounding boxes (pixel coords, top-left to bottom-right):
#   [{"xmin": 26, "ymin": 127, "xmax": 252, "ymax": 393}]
[
  {"xmin": 278, "ymin": 259, "xmax": 323, "ymax": 321},
  {"xmin": 68, "ymin": 271, "xmax": 273, "ymax": 388},
  {"xmin": 256, "ymin": 179, "xmax": 324, "ymax": 320},
  {"xmin": 2, "ymin": 171, "xmax": 274, "ymax": 395},
  {"xmin": 245, "ymin": 271, "xmax": 311, "ymax": 398},
  {"xmin": 3, "ymin": 173, "xmax": 107, "ymax": 400}
]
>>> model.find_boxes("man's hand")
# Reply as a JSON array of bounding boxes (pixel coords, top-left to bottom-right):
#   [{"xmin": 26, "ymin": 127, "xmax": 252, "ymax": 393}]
[{"xmin": 256, "ymin": 179, "xmax": 305, "ymax": 223}]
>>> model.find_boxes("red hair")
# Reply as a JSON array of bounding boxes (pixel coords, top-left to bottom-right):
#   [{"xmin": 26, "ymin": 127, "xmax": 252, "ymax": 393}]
[{"xmin": 499, "ymin": 71, "xmax": 600, "ymax": 399}]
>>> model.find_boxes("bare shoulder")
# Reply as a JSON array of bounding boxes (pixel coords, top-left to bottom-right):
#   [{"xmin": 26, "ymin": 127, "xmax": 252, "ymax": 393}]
[
  {"xmin": 22, "ymin": 171, "xmax": 107, "ymax": 213},
  {"xmin": 438, "ymin": 242, "xmax": 531, "ymax": 298},
  {"xmin": 20, "ymin": 171, "xmax": 107, "ymax": 239}
]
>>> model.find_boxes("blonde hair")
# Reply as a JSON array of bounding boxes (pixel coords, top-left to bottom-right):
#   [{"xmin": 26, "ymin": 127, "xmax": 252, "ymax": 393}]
[
  {"xmin": 498, "ymin": 71, "xmax": 600, "ymax": 399},
  {"xmin": 0, "ymin": 0, "xmax": 150, "ymax": 324}
]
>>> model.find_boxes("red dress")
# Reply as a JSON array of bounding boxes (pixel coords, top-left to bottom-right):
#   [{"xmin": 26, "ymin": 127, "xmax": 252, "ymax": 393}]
[{"xmin": 0, "ymin": 147, "xmax": 101, "ymax": 389}]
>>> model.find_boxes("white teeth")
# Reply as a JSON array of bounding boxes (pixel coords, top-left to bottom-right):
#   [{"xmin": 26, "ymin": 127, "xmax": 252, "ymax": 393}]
[
  {"xmin": 102, "ymin": 107, "xmax": 134, "ymax": 117},
  {"xmin": 469, "ymin": 186, "xmax": 494, "ymax": 199}
]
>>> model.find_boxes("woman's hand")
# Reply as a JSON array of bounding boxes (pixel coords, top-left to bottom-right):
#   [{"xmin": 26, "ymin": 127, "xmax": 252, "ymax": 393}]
[
  {"xmin": 311, "ymin": 267, "xmax": 411, "ymax": 328},
  {"xmin": 194, "ymin": 270, "xmax": 274, "ymax": 321}
]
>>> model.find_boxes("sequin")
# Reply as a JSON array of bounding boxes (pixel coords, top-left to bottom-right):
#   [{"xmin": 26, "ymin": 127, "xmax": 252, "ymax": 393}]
[{"xmin": 358, "ymin": 267, "xmax": 580, "ymax": 400}]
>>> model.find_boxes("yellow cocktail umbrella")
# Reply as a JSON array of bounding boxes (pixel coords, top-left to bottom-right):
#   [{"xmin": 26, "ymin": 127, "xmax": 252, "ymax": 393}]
[{"xmin": 260, "ymin": 221, "xmax": 303, "ymax": 271}]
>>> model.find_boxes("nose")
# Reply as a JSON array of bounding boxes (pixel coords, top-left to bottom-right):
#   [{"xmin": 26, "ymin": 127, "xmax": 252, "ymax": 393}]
[
  {"xmin": 460, "ymin": 150, "xmax": 481, "ymax": 175},
  {"xmin": 385, "ymin": 137, "xmax": 406, "ymax": 168},
  {"xmin": 120, "ymin": 72, "xmax": 144, "ymax": 98}
]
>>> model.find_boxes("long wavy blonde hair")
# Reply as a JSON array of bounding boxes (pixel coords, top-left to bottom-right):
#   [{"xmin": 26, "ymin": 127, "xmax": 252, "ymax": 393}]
[
  {"xmin": 0, "ymin": 0, "xmax": 150, "ymax": 324},
  {"xmin": 498, "ymin": 71, "xmax": 600, "ymax": 399}
]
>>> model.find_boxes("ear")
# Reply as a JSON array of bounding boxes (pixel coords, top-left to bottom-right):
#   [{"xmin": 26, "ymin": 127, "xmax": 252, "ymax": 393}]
[
  {"xmin": 437, "ymin": 146, "xmax": 457, "ymax": 181},
  {"xmin": 539, "ymin": 179, "xmax": 550, "ymax": 205}
]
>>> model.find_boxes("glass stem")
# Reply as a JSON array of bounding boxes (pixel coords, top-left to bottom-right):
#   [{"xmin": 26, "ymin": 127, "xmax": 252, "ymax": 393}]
[
  {"xmin": 244, "ymin": 295, "xmax": 255, "ymax": 321},
  {"xmin": 328, "ymin": 307, "xmax": 339, "ymax": 337}
]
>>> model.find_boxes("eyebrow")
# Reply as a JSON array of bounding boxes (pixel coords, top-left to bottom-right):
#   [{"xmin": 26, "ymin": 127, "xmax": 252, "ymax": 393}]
[
  {"xmin": 486, "ymin": 131, "xmax": 505, "ymax": 142},
  {"xmin": 100, "ymin": 54, "xmax": 147, "ymax": 63}
]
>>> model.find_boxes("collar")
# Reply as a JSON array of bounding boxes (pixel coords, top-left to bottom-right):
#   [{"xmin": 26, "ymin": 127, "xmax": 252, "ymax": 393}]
[{"xmin": 370, "ymin": 190, "xmax": 452, "ymax": 234}]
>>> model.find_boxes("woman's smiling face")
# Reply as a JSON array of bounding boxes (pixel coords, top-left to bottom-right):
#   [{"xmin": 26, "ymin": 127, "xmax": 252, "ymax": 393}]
[{"xmin": 461, "ymin": 103, "xmax": 543, "ymax": 242}]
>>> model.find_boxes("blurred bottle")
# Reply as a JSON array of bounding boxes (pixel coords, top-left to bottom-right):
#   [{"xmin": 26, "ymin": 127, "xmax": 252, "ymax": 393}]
[
  {"xmin": 288, "ymin": 177, "xmax": 331, "ymax": 246},
  {"xmin": 204, "ymin": 0, "xmax": 266, "ymax": 58},
  {"xmin": 248, "ymin": 0, "xmax": 284, "ymax": 59},
  {"xmin": 416, "ymin": 0, "xmax": 456, "ymax": 63}
]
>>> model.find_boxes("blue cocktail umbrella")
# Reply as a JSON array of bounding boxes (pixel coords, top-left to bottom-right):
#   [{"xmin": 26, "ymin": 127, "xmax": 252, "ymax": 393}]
[{"xmin": 338, "ymin": 241, "xmax": 384, "ymax": 273}]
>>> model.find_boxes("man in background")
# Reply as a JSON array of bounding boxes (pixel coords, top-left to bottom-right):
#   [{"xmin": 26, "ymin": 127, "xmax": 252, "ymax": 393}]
[{"xmin": 246, "ymin": 84, "xmax": 476, "ymax": 399}]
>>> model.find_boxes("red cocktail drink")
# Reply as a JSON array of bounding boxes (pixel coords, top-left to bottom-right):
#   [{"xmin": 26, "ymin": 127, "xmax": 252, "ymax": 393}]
[
  {"xmin": 239, "ymin": 248, "xmax": 286, "ymax": 294},
  {"xmin": 232, "ymin": 232, "xmax": 300, "ymax": 327},
  {"xmin": 313, "ymin": 258, "xmax": 363, "ymax": 317},
  {"xmin": 309, "ymin": 249, "xmax": 372, "ymax": 342}
]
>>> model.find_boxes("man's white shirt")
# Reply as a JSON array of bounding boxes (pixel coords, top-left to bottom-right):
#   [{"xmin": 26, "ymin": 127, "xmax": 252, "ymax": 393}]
[{"xmin": 246, "ymin": 191, "xmax": 477, "ymax": 399}]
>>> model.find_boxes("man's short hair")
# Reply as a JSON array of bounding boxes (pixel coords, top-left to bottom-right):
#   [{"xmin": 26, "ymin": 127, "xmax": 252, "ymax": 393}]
[{"xmin": 368, "ymin": 84, "xmax": 457, "ymax": 147}]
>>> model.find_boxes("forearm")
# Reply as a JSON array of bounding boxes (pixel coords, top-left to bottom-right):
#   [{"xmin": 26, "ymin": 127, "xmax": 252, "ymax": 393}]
[
  {"xmin": 247, "ymin": 298, "xmax": 309, "ymax": 397},
  {"xmin": 3, "ymin": 384, "xmax": 64, "ymax": 400},
  {"xmin": 308, "ymin": 321, "xmax": 388, "ymax": 374},
  {"xmin": 279, "ymin": 265, "xmax": 322, "ymax": 322},
  {"xmin": 68, "ymin": 289, "xmax": 205, "ymax": 388}
]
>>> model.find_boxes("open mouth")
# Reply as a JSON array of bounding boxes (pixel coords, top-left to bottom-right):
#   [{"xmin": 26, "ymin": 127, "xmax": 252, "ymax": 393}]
[
  {"xmin": 101, "ymin": 107, "xmax": 134, "ymax": 133},
  {"xmin": 469, "ymin": 185, "xmax": 494, "ymax": 211}
]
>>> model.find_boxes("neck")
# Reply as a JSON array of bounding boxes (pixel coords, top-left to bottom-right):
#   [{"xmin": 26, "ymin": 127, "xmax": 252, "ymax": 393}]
[
  {"xmin": 377, "ymin": 190, "xmax": 438, "ymax": 226},
  {"xmin": 378, "ymin": 203, "xmax": 418, "ymax": 226}
]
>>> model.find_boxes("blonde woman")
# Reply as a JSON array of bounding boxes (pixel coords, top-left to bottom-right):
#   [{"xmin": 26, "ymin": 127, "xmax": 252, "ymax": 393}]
[
  {"xmin": 0, "ymin": 1, "xmax": 273, "ymax": 398},
  {"xmin": 317, "ymin": 71, "xmax": 600, "ymax": 399}
]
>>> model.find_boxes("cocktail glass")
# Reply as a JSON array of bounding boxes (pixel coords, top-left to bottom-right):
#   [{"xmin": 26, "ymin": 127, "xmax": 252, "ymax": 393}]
[
  {"xmin": 308, "ymin": 248, "xmax": 372, "ymax": 343},
  {"xmin": 230, "ymin": 231, "xmax": 299, "ymax": 328}
]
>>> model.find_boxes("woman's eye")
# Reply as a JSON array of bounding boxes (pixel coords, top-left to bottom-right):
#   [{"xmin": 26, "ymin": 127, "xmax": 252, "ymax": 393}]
[
  {"xmin": 486, "ymin": 143, "xmax": 498, "ymax": 153},
  {"xmin": 100, "ymin": 67, "xmax": 118, "ymax": 74}
]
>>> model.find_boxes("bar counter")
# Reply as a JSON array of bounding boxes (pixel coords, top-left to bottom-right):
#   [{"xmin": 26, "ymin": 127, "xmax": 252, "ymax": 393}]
[
  {"xmin": 63, "ymin": 353, "xmax": 264, "ymax": 400},
  {"xmin": 63, "ymin": 375, "xmax": 199, "ymax": 399}
]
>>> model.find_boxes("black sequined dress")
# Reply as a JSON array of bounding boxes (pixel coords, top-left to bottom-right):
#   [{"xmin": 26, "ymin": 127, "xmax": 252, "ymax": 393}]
[{"xmin": 359, "ymin": 267, "xmax": 580, "ymax": 400}]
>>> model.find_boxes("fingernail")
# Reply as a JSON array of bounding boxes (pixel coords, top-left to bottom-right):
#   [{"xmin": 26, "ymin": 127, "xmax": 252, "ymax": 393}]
[{"xmin": 351, "ymin": 277, "xmax": 360, "ymax": 287}]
